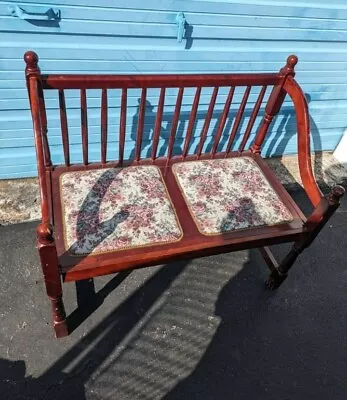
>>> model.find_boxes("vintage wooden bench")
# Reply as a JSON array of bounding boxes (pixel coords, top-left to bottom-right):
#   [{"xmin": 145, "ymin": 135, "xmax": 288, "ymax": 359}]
[{"xmin": 25, "ymin": 51, "xmax": 344, "ymax": 338}]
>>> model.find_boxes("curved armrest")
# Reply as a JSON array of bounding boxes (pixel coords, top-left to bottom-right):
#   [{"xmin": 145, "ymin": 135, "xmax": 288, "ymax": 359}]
[{"xmin": 283, "ymin": 77, "xmax": 323, "ymax": 207}]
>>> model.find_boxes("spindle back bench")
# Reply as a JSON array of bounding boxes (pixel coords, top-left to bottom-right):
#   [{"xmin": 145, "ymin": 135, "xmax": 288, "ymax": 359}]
[{"xmin": 25, "ymin": 51, "xmax": 344, "ymax": 338}]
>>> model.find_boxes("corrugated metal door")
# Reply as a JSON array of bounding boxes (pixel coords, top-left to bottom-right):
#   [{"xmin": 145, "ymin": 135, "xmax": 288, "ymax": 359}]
[{"xmin": 1, "ymin": 0, "xmax": 347, "ymax": 178}]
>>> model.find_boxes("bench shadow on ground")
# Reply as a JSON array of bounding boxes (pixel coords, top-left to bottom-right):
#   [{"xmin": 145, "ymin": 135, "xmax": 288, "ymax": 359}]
[{"xmin": 0, "ymin": 237, "xmax": 286, "ymax": 399}]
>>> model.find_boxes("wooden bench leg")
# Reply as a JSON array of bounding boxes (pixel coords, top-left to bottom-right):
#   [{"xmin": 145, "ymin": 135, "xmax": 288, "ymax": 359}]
[
  {"xmin": 50, "ymin": 295, "xmax": 68, "ymax": 338},
  {"xmin": 263, "ymin": 185, "xmax": 345, "ymax": 290},
  {"xmin": 265, "ymin": 244, "xmax": 301, "ymax": 290},
  {"xmin": 37, "ymin": 223, "xmax": 68, "ymax": 338}
]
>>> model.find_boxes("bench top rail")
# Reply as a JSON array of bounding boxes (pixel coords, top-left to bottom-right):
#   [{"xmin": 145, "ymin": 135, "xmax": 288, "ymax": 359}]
[{"xmin": 40, "ymin": 73, "xmax": 281, "ymax": 90}]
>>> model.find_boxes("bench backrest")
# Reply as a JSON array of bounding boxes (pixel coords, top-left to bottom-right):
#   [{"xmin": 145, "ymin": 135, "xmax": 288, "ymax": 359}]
[{"xmin": 25, "ymin": 52, "xmax": 301, "ymax": 170}]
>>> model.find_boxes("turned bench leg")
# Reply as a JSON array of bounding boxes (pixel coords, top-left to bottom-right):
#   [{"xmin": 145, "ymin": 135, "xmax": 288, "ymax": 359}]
[
  {"xmin": 49, "ymin": 295, "xmax": 68, "ymax": 338},
  {"xmin": 263, "ymin": 185, "xmax": 345, "ymax": 290},
  {"xmin": 265, "ymin": 244, "xmax": 301, "ymax": 290},
  {"xmin": 37, "ymin": 223, "xmax": 68, "ymax": 338}
]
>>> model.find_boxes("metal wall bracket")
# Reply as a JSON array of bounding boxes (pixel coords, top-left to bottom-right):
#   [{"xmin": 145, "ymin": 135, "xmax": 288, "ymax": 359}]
[
  {"xmin": 175, "ymin": 12, "xmax": 186, "ymax": 43},
  {"xmin": 9, "ymin": 5, "xmax": 60, "ymax": 21}
]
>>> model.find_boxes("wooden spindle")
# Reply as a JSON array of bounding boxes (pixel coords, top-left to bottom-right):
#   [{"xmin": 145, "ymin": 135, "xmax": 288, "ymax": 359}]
[
  {"xmin": 196, "ymin": 87, "xmax": 218, "ymax": 158},
  {"xmin": 38, "ymin": 85, "xmax": 51, "ymax": 167},
  {"xmin": 182, "ymin": 87, "xmax": 201, "ymax": 159},
  {"xmin": 225, "ymin": 86, "xmax": 251, "ymax": 155},
  {"xmin": 58, "ymin": 89, "xmax": 70, "ymax": 166},
  {"xmin": 119, "ymin": 88, "xmax": 127, "ymax": 165},
  {"xmin": 152, "ymin": 88, "xmax": 165, "ymax": 161},
  {"xmin": 80, "ymin": 89, "xmax": 88, "ymax": 165},
  {"xmin": 135, "ymin": 88, "xmax": 147, "ymax": 162},
  {"xmin": 167, "ymin": 87, "xmax": 184, "ymax": 163},
  {"xmin": 101, "ymin": 89, "xmax": 108, "ymax": 165},
  {"xmin": 211, "ymin": 86, "xmax": 235, "ymax": 156},
  {"xmin": 239, "ymin": 85, "xmax": 267, "ymax": 152}
]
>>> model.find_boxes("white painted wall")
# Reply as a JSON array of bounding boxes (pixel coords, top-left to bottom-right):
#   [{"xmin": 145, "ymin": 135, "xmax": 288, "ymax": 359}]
[{"xmin": 333, "ymin": 129, "xmax": 347, "ymax": 168}]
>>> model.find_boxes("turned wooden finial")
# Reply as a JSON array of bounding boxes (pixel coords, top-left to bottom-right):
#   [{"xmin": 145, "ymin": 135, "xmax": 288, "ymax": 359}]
[
  {"xmin": 327, "ymin": 185, "xmax": 345, "ymax": 205},
  {"xmin": 279, "ymin": 54, "xmax": 298, "ymax": 77},
  {"xmin": 37, "ymin": 222, "xmax": 54, "ymax": 245},
  {"xmin": 24, "ymin": 51, "xmax": 40, "ymax": 76}
]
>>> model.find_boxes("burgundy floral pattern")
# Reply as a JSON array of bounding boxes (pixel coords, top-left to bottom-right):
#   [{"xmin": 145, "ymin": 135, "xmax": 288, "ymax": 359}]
[
  {"xmin": 172, "ymin": 157, "xmax": 293, "ymax": 235},
  {"xmin": 60, "ymin": 166, "xmax": 182, "ymax": 255}
]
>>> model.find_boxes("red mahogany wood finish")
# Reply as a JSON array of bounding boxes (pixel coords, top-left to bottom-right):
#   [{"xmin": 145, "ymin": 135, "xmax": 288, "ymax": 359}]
[
  {"xmin": 58, "ymin": 89, "xmax": 70, "ymax": 166},
  {"xmin": 196, "ymin": 86, "xmax": 218, "ymax": 157},
  {"xmin": 152, "ymin": 87, "xmax": 166, "ymax": 161},
  {"xmin": 226, "ymin": 85, "xmax": 251, "ymax": 155},
  {"xmin": 100, "ymin": 89, "xmax": 108, "ymax": 165},
  {"xmin": 80, "ymin": 89, "xmax": 88, "ymax": 165},
  {"xmin": 25, "ymin": 51, "xmax": 344, "ymax": 338},
  {"xmin": 119, "ymin": 88, "xmax": 127, "ymax": 165}
]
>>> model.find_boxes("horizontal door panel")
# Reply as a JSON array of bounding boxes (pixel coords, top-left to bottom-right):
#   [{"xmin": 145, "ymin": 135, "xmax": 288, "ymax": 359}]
[
  {"xmin": 3, "ymin": 18, "xmax": 347, "ymax": 41},
  {"xmin": 4, "ymin": 46, "xmax": 347, "ymax": 65},
  {"xmin": 2, "ymin": 3, "xmax": 347, "ymax": 31},
  {"xmin": 4, "ymin": 0, "xmax": 347, "ymax": 20}
]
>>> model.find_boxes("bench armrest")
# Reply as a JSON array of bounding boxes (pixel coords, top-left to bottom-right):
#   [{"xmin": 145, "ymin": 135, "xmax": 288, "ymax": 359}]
[{"xmin": 283, "ymin": 76, "xmax": 323, "ymax": 207}]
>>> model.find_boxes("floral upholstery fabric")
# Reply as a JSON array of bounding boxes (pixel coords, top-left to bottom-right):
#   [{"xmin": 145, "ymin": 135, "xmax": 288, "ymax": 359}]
[
  {"xmin": 172, "ymin": 157, "xmax": 293, "ymax": 235},
  {"xmin": 60, "ymin": 166, "xmax": 182, "ymax": 255}
]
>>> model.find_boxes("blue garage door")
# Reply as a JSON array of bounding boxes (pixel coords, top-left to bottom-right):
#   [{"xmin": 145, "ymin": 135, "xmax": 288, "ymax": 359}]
[{"xmin": 1, "ymin": 0, "xmax": 347, "ymax": 178}]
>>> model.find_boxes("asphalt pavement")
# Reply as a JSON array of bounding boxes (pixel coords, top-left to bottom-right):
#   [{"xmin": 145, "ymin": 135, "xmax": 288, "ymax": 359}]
[{"xmin": 0, "ymin": 189, "xmax": 346, "ymax": 400}]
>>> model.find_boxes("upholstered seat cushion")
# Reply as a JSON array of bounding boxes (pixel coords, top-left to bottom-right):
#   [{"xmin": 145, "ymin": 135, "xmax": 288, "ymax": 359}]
[
  {"xmin": 172, "ymin": 157, "xmax": 293, "ymax": 235},
  {"xmin": 60, "ymin": 166, "xmax": 182, "ymax": 255}
]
